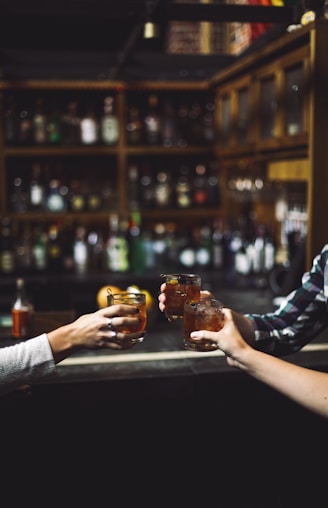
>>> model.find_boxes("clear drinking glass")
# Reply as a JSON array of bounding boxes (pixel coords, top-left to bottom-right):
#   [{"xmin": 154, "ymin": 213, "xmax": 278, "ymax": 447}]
[
  {"xmin": 161, "ymin": 273, "xmax": 201, "ymax": 321},
  {"xmin": 107, "ymin": 292, "xmax": 147, "ymax": 346},
  {"xmin": 183, "ymin": 298, "xmax": 224, "ymax": 352}
]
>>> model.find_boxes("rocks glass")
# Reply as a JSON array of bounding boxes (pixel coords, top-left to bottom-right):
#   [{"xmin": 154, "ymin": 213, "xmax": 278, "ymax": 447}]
[
  {"xmin": 183, "ymin": 298, "xmax": 224, "ymax": 352},
  {"xmin": 161, "ymin": 273, "xmax": 201, "ymax": 321},
  {"xmin": 107, "ymin": 292, "xmax": 147, "ymax": 347}
]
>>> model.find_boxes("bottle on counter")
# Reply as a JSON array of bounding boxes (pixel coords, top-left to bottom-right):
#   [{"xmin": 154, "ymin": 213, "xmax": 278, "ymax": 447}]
[{"xmin": 11, "ymin": 277, "xmax": 33, "ymax": 340}]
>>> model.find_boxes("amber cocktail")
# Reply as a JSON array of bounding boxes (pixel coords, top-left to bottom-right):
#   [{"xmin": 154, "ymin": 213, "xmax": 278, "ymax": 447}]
[
  {"xmin": 107, "ymin": 292, "xmax": 147, "ymax": 347},
  {"xmin": 162, "ymin": 273, "xmax": 201, "ymax": 321},
  {"xmin": 183, "ymin": 298, "xmax": 224, "ymax": 352}
]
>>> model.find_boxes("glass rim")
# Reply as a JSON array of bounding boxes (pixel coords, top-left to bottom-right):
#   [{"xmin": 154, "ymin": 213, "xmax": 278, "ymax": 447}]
[
  {"xmin": 184, "ymin": 297, "xmax": 224, "ymax": 307},
  {"xmin": 161, "ymin": 273, "xmax": 201, "ymax": 278}
]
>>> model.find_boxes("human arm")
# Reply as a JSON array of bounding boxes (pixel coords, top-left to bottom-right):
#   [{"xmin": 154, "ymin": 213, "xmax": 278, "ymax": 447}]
[
  {"xmin": 190, "ymin": 307, "xmax": 328, "ymax": 419},
  {"xmin": 158, "ymin": 244, "xmax": 328, "ymax": 356},
  {"xmin": 0, "ymin": 305, "xmax": 142, "ymax": 396},
  {"xmin": 246, "ymin": 244, "xmax": 328, "ymax": 355},
  {"xmin": 47, "ymin": 304, "xmax": 142, "ymax": 362}
]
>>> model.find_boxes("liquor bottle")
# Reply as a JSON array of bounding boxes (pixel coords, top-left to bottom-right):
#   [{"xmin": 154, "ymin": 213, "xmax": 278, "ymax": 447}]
[
  {"xmin": 46, "ymin": 179, "xmax": 66, "ymax": 213},
  {"xmin": 80, "ymin": 103, "xmax": 99, "ymax": 145},
  {"xmin": 33, "ymin": 96, "xmax": 48, "ymax": 145},
  {"xmin": 234, "ymin": 233, "xmax": 251, "ymax": 276},
  {"xmin": 154, "ymin": 169, "xmax": 171, "ymax": 208},
  {"xmin": 29, "ymin": 162, "xmax": 45, "ymax": 211},
  {"xmin": 165, "ymin": 222, "xmax": 179, "ymax": 272},
  {"xmin": 140, "ymin": 163, "xmax": 154, "ymax": 209},
  {"xmin": 178, "ymin": 229, "xmax": 196, "ymax": 270},
  {"xmin": 61, "ymin": 100, "xmax": 81, "ymax": 145},
  {"xmin": 144, "ymin": 94, "xmax": 161, "ymax": 145},
  {"xmin": 141, "ymin": 230, "xmax": 156, "ymax": 271},
  {"xmin": 100, "ymin": 96, "xmax": 119, "ymax": 146},
  {"xmin": 18, "ymin": 102, "xmax": 33, "ymax": 145},
  {"xmin": 68, "ymin": 179, "xmax": 86, "ymax": 213},
  {"xmin": 175, "ymin": 164, "xmax": 192, "ymax": 209},
  {"xmin": 126, "ymin": 105, "xmax": 143, "ymax": 145},
  {"xmin": 87, "ymin": 179, "xmax": 103, "ymax": 212},
  {"xmin": 176, "ymin": 100, "xmax": 189, "ymax": 147},
  {"xmin": 105, "ymin": 213, "xmax": 130, "ymax": 273},
  {"xmin": 127, "ymin": 163, "xmax": 140, "ymax": 211},
  {"xmin": 202, "ymin": 95, "xmax": 216, "ymax": 144},
  {"xmin": 3, "ymin": 94, "xmax": 18, "ymax": 145},
  {"xmin": 11, "ymin": 278, "xmax": 32, "ymax": 340},
  {"xmin": 129, "ymin": 211, "xmax": 145, "ymax": 274},
  {"xmin": 189, "ymin": 100, "xmax": 203, "ymax": 144},
  {"xmin": 47, "ymin": 223, "xmax": 63, "ymax": 273},
  {"xmin": 32, "ymin": 225, "xmax": 48, "ymax": 272},
  {"xmin": 46, "ymin": 99, "xmax": 62, "ymax": 145},
  {"xmin": 73, "ymin": 225, "xmax": 89, "ymax": 275},
  {"xmin": 212, "ymin": 218, "xmax": 224, "ymax": 270},
  {"xmin": 10, "ymin": 176, "xmax": 29, "ymax": 213},
  {"xmin": 87, "ymin": 228, "xmax": 105, "ymax": 273},
  {"xmin": 0, "ymin": 217, "xmax": 15, "ymax": 274},
  {"xmin": 207, "ymin": 161, "xmax": 221, "ymax": 207},
  {"xmin": 193, "ymin": 163, "xmax": 208, "ymax": 207},
  {"xmin": 61, "ymin": 221, "xmax": 74, "ymax": 273},
  {"xmin": 161, "ymin": 97, "xmax": 177, "ymax": 147},
  {"xmin": 15, "ymin": 223, "xmax": 33, "ymax": 274},
  {"xmin": 195, "ymin": 225, "xmax": 212, "ymax": 269},
  {"xmin": 152, "ymin": 223, "xmax": 167, "ymax": 272}
]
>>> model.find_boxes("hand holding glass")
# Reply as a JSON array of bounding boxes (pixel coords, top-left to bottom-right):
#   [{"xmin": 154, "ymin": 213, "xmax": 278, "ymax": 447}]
[
  {"xmin": 161, "ymin": 273, "xmax": 201, "ymax": 321},
  {"xmin": 183, "ymin": 298, "xmax": 224, "ymax": 352},
  {"xmin": 107, "ymin": 292, "xmax": 147, "ymax": 347}
]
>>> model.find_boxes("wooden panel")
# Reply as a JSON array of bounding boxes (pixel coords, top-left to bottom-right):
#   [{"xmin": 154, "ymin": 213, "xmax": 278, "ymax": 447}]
[{"xmin": 267, "ymin": 159, "xmax": 310, "ymax": 181}]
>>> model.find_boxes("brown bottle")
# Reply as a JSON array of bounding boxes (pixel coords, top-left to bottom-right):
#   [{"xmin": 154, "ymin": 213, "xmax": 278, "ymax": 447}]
[{"xmin": 11, "ymin": 278, "xmax": 32, "ymax": 339}]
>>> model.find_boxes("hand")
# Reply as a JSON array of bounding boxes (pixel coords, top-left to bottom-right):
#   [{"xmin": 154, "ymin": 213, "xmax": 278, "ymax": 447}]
[
  {"xmin": 190, "ymin": 307, "xmax": 252, "ymax": 369},
  {"xmin": 48, "ymin": 305, "xmax": 144, "ymax": 363}
]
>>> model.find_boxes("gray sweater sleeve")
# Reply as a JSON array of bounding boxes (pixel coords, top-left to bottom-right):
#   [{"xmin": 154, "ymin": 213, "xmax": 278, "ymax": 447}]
[{"xmin": 0, "ymin": 334, "xmax": 56, "ymax": 396}]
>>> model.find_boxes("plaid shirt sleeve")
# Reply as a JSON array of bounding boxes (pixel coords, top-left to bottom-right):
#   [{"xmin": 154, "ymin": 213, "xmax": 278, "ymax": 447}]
[{"xmin": 246, "ymin": 244, "xmax": 328, "ymax": 357}]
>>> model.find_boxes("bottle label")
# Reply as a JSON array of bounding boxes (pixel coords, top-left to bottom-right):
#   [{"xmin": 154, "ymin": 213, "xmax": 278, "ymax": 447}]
[
  {"xmin": 1, "ymin": 250, "xmax": 15, "ymax": 273},
  {"xmin": 101, "ymin": 118, "xmax": 119, "ymax": 144},
  {"xmin": 81, "ymin": 119, "xmax": 98, "ymax": 144},
  {"xmin": 12, "ymin": 308, "xmax": 30, "ymax": 339}
]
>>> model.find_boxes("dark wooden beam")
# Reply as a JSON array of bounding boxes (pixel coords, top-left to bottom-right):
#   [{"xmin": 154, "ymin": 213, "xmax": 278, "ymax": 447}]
[{"xmin": 164, "ymin": 4, "xmax": 299, "ymax": 24}]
